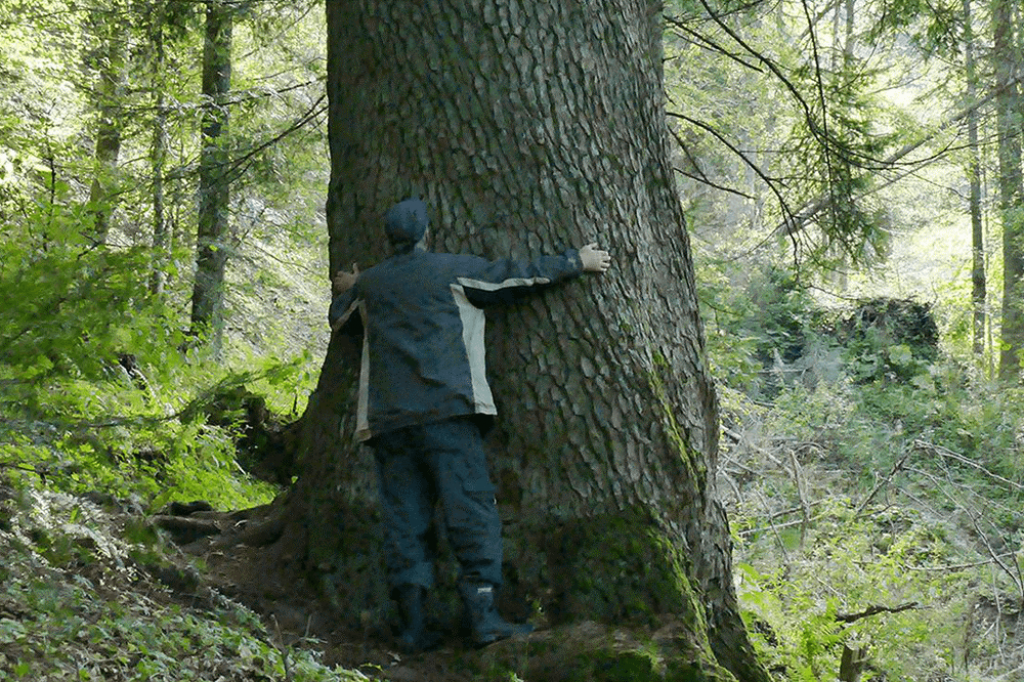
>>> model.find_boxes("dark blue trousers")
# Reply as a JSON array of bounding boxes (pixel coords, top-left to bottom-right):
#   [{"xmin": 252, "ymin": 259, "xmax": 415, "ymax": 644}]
[{"xmin": 371, "ymin": 417, "xmax": 503, "ymax": 591}]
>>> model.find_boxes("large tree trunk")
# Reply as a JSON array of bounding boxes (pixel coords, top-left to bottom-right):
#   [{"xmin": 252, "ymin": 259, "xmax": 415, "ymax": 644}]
[
  {"xmin": 277, "ymin": 2, "xmax": 767, "ymax": 680},
  {"xmin": 996, "ymin": 0, "xmax": 1024, "ymax": 380},
  {"xmin": 190, "ymin": 0, "xmax": 233, "ymax": 352}
]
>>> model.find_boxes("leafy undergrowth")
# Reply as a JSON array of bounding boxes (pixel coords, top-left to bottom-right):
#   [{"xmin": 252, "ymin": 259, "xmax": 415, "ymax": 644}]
[
  {"xmin": 0, "ymin": 481, "xmax": 367, "ymax": 682},
  {"xmin": 723, "ymin": 372, "xmax": 1024, "ymax": 681},
  {"xmin": 0, "ymin": 347, "xmax": 370, "ymax": 681}
]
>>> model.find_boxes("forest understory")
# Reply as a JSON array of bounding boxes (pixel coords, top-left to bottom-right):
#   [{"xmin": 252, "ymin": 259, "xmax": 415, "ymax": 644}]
[{"xmin": 4, "ymin": 292, "xmax": 1024, "ymax": 682}]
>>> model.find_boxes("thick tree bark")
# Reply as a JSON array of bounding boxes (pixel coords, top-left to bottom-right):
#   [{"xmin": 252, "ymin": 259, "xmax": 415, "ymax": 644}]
[
  {"xmin": 964, "ymin": 0, "xmax": 986, "ymax": 359},
  {"xmin": 190, "ymin": 0, "xmax": 233, "ymax": 352},
  {"xmin": 995, "ymin": 0, "xmax": 1024, "ymax": 380},
  {"xmin": 278, "ymin": 2, "xmax": 767, "ymax": 680}
]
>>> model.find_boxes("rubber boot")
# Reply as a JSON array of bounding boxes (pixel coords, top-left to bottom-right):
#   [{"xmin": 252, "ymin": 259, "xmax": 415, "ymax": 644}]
[
  {"xmin": 459, "ymin": 582, "xmax": 534, "ymax": 647},
  {"xmin": 394, "ymin": 585, "xmax": 441, "ymax": 654}
]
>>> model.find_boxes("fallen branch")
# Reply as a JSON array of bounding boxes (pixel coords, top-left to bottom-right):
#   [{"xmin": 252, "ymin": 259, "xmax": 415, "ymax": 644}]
[
  {"xmin": 905, "ymin": 464, "xmax": 1024, "ymax": 600},
  {"xmin": 721, "ymin": 425, "xmax": 784, "ymax": 467},
  {"xmin": 736, "ymin": 507, "xmax": 829, "ymax": 537},
  {"xmin": 151, "ymin": 515, "xmax": 221, "ymax": 542},
  {"xmin": 836, "ymin": 601, "xmax": 919, "ymax": 623},
  {"xmin": 900, "ymin": 552, "xmax": 1018, "ymax": 573},
  {"xmin": 855, "ymin": 451, "xmax": 910, "ymax": 516},
  {"xmin": 911, "ymin": 439, "xmax": 1024, "ymax": 492}
]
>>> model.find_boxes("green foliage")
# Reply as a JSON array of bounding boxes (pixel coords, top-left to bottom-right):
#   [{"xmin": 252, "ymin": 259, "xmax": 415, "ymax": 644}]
[
  {"xmin": 863, "ymin": 0, "xmax": 964, "ymax": 57},
  {"xmin": 0, "ymin": 204, "xmax": 184, "ymax": 383},
  {"xmin": 0, "ymin": 250, "xmax": 315, "ymax": 509},
  {"xmin": 737, "ymin": 503, "xmax": 971, "ymax": 681},
  {"xmin": 0, "ymin": 0, "xmax": 326, "ymax": 510},
  {"xmin": 700, "ymin": 264, "xmax": 841, "ymax": 398},
  {"xmin": 726, "ymin": 348, "xmax": 1024, "ymax": 679},
  {"xmin": 0, "ymin": 482, "xmax": 365, "ymax": 681},
  {"xmin": 667, "ymin": 0, "xmax": 907, "ymax": 272},
  {"xmin": 0, "ymin": 354, "xmax": 308, "ymax": 511}
]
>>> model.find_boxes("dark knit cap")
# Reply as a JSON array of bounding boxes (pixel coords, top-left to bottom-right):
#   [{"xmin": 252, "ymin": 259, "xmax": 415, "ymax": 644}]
[{"xmin": 384, "ymin": 198, "xmax": 429, "ymax": 248}]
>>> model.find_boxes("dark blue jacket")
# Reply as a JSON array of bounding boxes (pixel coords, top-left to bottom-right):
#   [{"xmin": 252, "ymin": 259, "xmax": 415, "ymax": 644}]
[{"xmin": 329, "ymin": 248, "xmax": 583, "ymax": 441}]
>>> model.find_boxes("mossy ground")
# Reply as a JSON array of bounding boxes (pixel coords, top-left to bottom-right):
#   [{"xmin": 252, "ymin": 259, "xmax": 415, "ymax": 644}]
[
  {"xmin": 0, "ymin": 470, "xmax": 739, "ymax": 682},
  {"xmin": 473, "ymin": 620, "xmax": 736, "ymax": 682}
]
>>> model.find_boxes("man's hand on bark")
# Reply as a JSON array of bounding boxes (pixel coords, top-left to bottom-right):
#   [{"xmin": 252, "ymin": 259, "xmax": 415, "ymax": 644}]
[
  {"xmin": 579, "ymin": 243, "xmax": 611, "ymax": 273},
  {"xmin": 333, "ymin": 263, "xmax": 359, "ymax": 295}
]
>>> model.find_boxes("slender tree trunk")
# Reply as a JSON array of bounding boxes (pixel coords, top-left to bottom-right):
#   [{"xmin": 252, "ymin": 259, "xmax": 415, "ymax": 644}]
[
  {"xmin": 843, "ymin": 0, "xmax": 855, "ymax": 64},
  {"xmin": 275, "ymin": 2, "xmax": 768, "ymax": 680},
  {"xmin": 837, "ymin": 0, "xmax": 856, "ymax": 291},
  {"xmin": 995, "ymin": 0, "xmax": 1024, "ymax": 380},
  {"xmin": 190, "ymin": 0, "xmax": 233, "ymax": 352},
  {"xmin": 965, "ymin": 0, "xmax": 987, "ymax": 358},
  {"xmin": 86, "ymin": 4, "xmax": 127, "ymax": 243},
  {"xmin": 149, "ymin": 0, "xmax": 170, "ymax": 297}
]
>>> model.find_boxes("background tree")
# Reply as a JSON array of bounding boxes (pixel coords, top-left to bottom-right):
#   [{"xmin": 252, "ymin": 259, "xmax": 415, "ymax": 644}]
[
  {"xmin": 995, "ymin": 0, "xmax": 1024, "ymax": 379},
  {"xmin": 191, "ymin": 0, "xmax": 235, "ymax": 353},
  {"xmin": 274, "ymin": 1, "xmax": 768, "ymax": 679},
  {"xmin": 146, "ymin": 0, "xmax": 171, "ymax": 296},
  {"xmin": 963, "ymin": 0, "xmax": 987, "ymax": 357},
  {"xmin": 83, "ymin": 0, "xmax": 128, "ymax": 243}
]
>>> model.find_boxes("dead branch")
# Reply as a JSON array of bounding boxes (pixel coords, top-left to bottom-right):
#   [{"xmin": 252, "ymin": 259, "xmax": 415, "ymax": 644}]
[
  {"xmin": 836, "ymin": 601, "xmax": 919, "ymax": 623},
  {"xmin": 911, "ymin": 439, "xmax": 1024, "ymax": 492},
  {"xmin": 788, "ymin": 448, "xmax": 810, "ymax": 546},
  {"xmin": 755, "ymin": 489, "xmax": 791, "ymax": 565},
  {"xmin": 904, "ymin": 465, "xmax": 1024, "ymax": 600},
  {"xmin": 900, "ymin": 552, "xmax": 1018, "ymax": 573},
  {"xmin": 151, "ymin": 515, "xmax": 221, "ymax": 542},
  {"xmin": 855, "ymin": 451, "xmax": 910, "ymax": 516},
  {"xmin": 722, "ymin": 425, "xmax": 784, "ymax": 467},
  {"xmin": 737, "ymin": 501, "xmax": 827, "ymax": 537},
  {"xmin": 965, "ymin": 506, "xmax": 1024, "ymax": 601}
]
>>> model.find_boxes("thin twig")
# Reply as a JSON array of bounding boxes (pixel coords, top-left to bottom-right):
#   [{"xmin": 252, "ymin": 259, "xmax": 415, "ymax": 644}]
[
  {"xmin": 667, "ymin": 111, "xmax": 797, "ymax": 229},
  {"xmin": 904, "ymin": 465, "xmax": 1024, "ymax": 600},
  {"xmin": 855, "ymin": 451, "xmax": 910, "ymax": 516},
  {"xmin": 755, "ymin": 489, "xmax": 791, "ymax": 565},
  {"xmin": 664, "ymin": 15, "xmax": 764, "ymax": 73},
  {"xmin": 271, "ymin": 615, "xmax": 294, "ymax": 682}
]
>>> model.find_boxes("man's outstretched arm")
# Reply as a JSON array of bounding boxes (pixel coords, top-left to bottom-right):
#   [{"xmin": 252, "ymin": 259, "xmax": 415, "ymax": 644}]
[{"xmin": 456, "ymin": 242, "xmax": 612, "ymax": 306}]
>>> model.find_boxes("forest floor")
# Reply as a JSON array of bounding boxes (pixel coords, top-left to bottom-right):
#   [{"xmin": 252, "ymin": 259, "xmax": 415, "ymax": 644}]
[
  {"xmin": 2, "ymin": 478, "xmax": 669, "ymax": 682},
  {"xmin": 178, "ymin": 504, "xmax": 480, "ymax": 682},
  {"xmin": 6, "ymin": 393, "xmax": 1024, "ymax": 681}
]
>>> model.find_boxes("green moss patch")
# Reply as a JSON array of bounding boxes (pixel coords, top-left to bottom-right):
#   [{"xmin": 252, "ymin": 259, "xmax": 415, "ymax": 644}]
[
  {"xmin": 474, "ymin": 620, "xmax": 737, "ymax": 682},
  {"xmin": 545, "ymin": 508, "xmax": 706, "ymax": 635}
]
